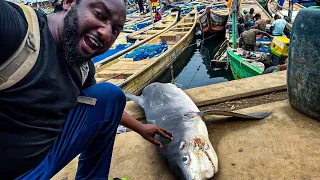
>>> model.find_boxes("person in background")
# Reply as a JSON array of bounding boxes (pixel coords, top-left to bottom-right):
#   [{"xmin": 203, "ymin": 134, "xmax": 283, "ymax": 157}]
[
  {"xmin": 270, "ymin": 15, "xmax": 287, "ymax": 36},
  {"xmin": 150, "ymin": 0, "xmax": 158, "ymax": 13},
  {"xmin": 237, "ymin": 17, "xmax": 245, "ymax": 36},
  {"xmin": 244, "ymin": 8, "xmax": 255, "ymax": 24},
  {"xmin": 160, "ymin": 2, "xmax": 166, "ymax": 13},
  {"xmin": 138, "ymin": 0, "xmax": 145, "ymax": 14},
  {"xmin": 239, "ymin": 29, "xmax": 273, "ymax": 51},
  {"xmin": 154, "ymin": 10, "xmax": 162, "ymax": 22},
  {"xmin": 254, "ymin": 13, "xmax": 266, "ymax": 31}
]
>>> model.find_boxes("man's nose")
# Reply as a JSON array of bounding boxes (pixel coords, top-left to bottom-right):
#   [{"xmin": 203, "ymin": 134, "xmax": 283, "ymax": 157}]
[{"xmin": 97, "ymin": 23, "xmax": 112, "ymax": 43}]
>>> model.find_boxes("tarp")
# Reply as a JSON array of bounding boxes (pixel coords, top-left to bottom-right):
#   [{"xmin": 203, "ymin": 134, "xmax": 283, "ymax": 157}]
[
  {"xmin": 92, "ymin": 43, "xmax": 133, "ymax": 63},
  {"xmin": 124, "ymin": 42, "xmax": 168, "ymax": 61}
]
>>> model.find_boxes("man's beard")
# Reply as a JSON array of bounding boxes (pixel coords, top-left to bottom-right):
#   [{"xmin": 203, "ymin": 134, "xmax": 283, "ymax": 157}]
[{"xmin": 62, "ymin": 5, "xmax": 89, "ymax": 66}]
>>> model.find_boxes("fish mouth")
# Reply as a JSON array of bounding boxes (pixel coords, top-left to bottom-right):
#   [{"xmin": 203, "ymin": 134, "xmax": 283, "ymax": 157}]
[{"xmin": 192, "ymin": 137, "xmax": 218, "ymax": 177}]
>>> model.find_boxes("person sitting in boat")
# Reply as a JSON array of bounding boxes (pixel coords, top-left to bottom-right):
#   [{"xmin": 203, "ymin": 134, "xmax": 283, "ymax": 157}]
[
  {"xmin": 154, "ymin": 11, "xmax": 162, "ymax": 22},
  {"xmin": 237, "ymin": 17, "xmax": 245, "ymax": 36},
  {"xmin": 244, "ymin": 8, "xmax": 255, "ymax": 25},
  {"xmin": 270, "ymin": 15, "xmax": 287, "ymax": 36},
  {"xmin": 254, "ymin": 13, "xmax": 266, "ymax": 31},
  {"xmin": 239, "ymin": 29, "xmax": 273, "ymax": 51}
]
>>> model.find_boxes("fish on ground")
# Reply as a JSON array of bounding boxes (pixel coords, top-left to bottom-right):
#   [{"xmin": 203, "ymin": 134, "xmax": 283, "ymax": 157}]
[{"xmin": 126, "ymin": 82, "xmax": 271, "ymax": 180}]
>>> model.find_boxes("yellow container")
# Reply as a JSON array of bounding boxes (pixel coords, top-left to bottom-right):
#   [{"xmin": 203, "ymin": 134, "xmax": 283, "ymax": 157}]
[{"xmin": 270, "ymin": 36, "xmax": 290, "ymax": 57}]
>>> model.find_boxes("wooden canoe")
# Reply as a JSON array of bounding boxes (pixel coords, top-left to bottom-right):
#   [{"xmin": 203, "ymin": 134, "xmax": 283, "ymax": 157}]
[
  {"xmin": 266, "ymin": 0, "xmax": 305, "ymax": 32},
  {"xmin": 95, "ymin": 9, "xmax": 198, "ymax": 94},
  {"xmin": 94, "ymin": 11, "xmax": 179, "ymax": 67},
  {"xmin": 198, "ymin": 2, "xmax": 229, "ymax": 34}
]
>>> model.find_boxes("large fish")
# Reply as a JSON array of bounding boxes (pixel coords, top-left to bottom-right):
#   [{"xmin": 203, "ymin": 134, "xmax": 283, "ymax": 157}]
[{"xmin": 126, "ymin": 83, "xmax": 271, "ymax": 180}]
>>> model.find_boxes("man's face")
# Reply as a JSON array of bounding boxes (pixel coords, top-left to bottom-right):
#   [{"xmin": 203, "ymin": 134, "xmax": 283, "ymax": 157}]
[{"xmin": 62, "ymin": 0, "xmax": 126, "ymax": 65}]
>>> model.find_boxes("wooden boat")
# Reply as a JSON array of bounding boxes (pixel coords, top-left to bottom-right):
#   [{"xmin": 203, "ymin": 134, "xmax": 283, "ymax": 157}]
[
  {"xmin": 266, "ymin": 0, "xmax": 305, "ymax": 32},
  {"xmin": 198, "ymin": 2, "xmax": 229, "ymax": 35},
  {"xmin": 257, "ymin": 0, "xmax": 268, "ymax": 8},
  {"xmin": 95, "ymin": 9, "xmax": 198, "ymax": 94},
  {"xmin": 226, "ymin": 0, "xmax": 284, "ymax": 79},
  {"xmin": 94, "ymin": 11, "xmax": 179, "ymax": 66},
  {"xmin": 227, "ymin": 0, "xmax": 272, "ymax": 44}
]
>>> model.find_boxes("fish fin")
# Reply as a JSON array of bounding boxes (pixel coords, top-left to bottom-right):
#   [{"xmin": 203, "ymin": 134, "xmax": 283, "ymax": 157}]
[
  {"xmin": 125, "ymin": 93, "xmax": 144, "ymax": 107},
  {"xmin": 186, "ymin": 110, "xmax": 272, "ymax": 120}
]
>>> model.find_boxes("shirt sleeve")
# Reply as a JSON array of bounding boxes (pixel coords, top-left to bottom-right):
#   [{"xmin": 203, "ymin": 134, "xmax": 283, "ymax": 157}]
[
  {"xmin": 0, "ymin": 0, "xmax": 28, "ymax": 65},
  {"xmin": 82, "ymin": 60, "xmax": 97, "ymax": 89}
]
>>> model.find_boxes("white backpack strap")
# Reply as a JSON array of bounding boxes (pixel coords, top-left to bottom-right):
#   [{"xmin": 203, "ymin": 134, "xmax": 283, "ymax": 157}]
[{"xmin": 0, "ymin": 4, "xmax": 40, "ymax": 90}]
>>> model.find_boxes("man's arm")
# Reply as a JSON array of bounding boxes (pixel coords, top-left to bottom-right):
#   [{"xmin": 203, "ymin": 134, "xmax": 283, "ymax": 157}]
[
  {"xmin": 256, "ymin": 29, "xmax": 273, "ymax": 39},
  {"xmin": 0, "ymin": 0, "xmax": 28, "ymax": 64},
  {"xmin": 120, "ymin": 111, "xmax": 173, "ymax": 148}
]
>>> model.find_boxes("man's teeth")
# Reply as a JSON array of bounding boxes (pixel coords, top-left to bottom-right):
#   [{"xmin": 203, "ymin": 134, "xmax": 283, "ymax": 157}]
[{"xmin": 89, "ymin": 37, "xmax": 99, "ymax": 47}]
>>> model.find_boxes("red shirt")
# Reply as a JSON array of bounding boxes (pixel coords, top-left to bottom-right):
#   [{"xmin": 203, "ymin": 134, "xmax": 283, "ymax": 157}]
[{"xmin": 154, "ymin": 13, "xmax": 162, "ymax": 21}]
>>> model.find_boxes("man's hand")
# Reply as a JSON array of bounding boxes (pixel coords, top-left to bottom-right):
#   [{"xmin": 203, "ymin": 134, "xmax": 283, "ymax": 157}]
[
  {"xmin": 137, "ymin": 124, "xmax": 173, "ymax": 148},
  {"xmin": 120, "ymin": 111, "xmax": 173, "ymax": 148}
]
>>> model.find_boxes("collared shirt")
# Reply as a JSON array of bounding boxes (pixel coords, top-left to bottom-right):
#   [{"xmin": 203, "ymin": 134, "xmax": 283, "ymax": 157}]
[
  {"xmin": 256, "ymin": 19, "xmax": 266, "ymax": 31},
  {"xmin": 241, "ymin": 29, "xmax": 264, "ymax": 46},
  {"xmin": 272, "ymin": 19, "xmax": 287, "ymax": 36}
]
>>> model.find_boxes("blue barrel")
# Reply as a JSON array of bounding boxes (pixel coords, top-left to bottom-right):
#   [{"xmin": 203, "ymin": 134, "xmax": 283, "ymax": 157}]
[{"xmin": 287, "ymin": 8, "xmax": 320, "ymax": 120}]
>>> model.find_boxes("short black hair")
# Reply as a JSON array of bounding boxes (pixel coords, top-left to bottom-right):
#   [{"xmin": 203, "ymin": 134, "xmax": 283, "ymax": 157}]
[
  {"xmin": 249, "ymin": 8, "xmax": 254, "ymax": 14},
  {"xmin": 274, "ymin": 14, "xmax": 280, "ymax": 20},
  {"xmin": 238, "ymin": 17, "xmax": 244, "ymax": 24},
  {"xmin": 255, "ymin": 13, "xmax": 261, "ymax": 19}
]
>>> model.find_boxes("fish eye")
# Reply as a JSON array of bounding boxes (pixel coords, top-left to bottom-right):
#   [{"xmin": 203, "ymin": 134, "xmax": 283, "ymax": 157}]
[{"xmin": 182, "ymin": 156, "xmax": 189, "ymax": 164}]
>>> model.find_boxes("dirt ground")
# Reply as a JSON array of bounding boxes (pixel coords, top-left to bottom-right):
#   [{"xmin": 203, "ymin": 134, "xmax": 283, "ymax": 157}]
[{"xmin": 200, "ymin": 90, "xmax": 288, "ymax": 111}]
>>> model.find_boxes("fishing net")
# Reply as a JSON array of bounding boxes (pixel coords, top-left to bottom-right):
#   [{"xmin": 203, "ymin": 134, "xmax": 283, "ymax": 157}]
[
  {"xmin": 92, "ymin": 43, "xmax": 133, "ymax": 63},
  {"xmin": 125, "ymin": 42, "xmax": 168, "ymax": 61}
]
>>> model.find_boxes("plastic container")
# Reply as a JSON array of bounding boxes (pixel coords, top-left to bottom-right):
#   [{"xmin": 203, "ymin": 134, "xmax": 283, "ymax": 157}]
[
  {"xmin": 270, "ymin": 36, "xmax": 290, "ymax": 57},
  {"xmin": 287, "ymin": 8, "xmax": 320, "ymax": 120}
]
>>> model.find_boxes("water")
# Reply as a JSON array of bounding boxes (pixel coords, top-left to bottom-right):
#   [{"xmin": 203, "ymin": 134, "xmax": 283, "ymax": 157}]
[{"xmin": 156, "ymin": 33, "xmax": 232, "ymax": 90}]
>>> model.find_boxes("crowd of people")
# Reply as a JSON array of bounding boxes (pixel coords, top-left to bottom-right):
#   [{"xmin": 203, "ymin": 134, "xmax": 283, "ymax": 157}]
[
  {"xmin": 237, "ymin": 8, "xmax": 288, "ymax": 51},
  {"xmin": 236, "ymin": 8, "xmax": 288, "ymax": 74}
]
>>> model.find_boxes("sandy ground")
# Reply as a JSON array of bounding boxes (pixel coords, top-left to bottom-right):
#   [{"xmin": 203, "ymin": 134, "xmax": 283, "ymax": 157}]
[{"xmin": 53, "ymin": 100, "xmax": 320, "ymax": 180}]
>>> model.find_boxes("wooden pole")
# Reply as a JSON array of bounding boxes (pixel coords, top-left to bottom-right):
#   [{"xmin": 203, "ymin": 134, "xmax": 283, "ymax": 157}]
[{"xmin": 288, "ymin": 0, "xmax": 293, "ymax": 23}]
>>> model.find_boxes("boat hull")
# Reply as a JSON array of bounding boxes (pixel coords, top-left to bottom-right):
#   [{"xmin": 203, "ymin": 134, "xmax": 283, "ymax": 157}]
[{"xmin": 227, "ymin": 48, "xmax": 263, "ymax": 80}]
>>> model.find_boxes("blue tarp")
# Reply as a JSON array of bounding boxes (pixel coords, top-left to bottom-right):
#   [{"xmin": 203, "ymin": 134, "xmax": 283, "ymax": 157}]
[
  {"xmin": 125, "ymin": 42, "xmax": 168, "ymax": 61},
  {"xmin": 131, "ymin": 21, "xmax": 152, "ymax": 31},
  {"xmin": 92, "ymin": 43, "xmax": 133, "ymax": 63},
  {"xmin": 126, "ymin": 9, "xmax": 137, "ymax": 15}
]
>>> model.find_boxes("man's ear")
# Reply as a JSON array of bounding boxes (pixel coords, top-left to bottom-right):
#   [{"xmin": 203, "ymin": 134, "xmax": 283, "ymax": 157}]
[{"xmin": 63, "ymin": 0, "xmax": 76, "ymax": 10}]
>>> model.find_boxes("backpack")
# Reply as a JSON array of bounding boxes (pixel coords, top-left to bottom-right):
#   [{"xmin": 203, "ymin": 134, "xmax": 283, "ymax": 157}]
[{"xmin": 0, "ymin": 3, "xmax": 40, "ymax": 91}]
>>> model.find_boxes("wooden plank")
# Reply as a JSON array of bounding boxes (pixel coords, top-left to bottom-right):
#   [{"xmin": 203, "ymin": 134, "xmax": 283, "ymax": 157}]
[{"xmin": 107, "ymin": 79, "xmax": 126, "ymax": 84}]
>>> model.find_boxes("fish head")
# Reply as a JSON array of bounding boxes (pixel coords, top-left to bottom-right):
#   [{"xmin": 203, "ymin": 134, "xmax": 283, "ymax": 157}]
[{"xmin": 173, "ymin": 136, "xmax": 218, "ymax": 180}]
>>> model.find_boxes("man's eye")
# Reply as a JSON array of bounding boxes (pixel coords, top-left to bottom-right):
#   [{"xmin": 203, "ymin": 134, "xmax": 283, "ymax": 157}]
[
  {"xmin": 93, "ymin": 10, "xmax": 103, "ymax": 19},
  {"xmin": 113, "ymin": 29, "xmax": 120, "ymax": 35}
]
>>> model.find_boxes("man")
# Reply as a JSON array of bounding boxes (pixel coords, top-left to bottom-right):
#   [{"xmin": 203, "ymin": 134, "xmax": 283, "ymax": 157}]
[
  {"xmin": 254, "ymin": 13, "xmax": 266, "ymax": 31},
  {"xmin": 150, "ymin": 0, "xmax": 158, "ymax": 13},
  {"xmin": 237, "ymin": 17, "xmax": 245, "ymax": 36},
  {"xmin": 0, "ymin": 0, "xmax": 172, "ymax": 179},
  {"xmin": 154, "ymin": 10, "xmax": 162, "ymax": 22},
  {"xmin": 160, "ymin": 2, "xmax": 166, "ymax": 14},
  {"xmin": 270, "ymin": 15, "xmax": 287, "ymax": 36},
  {"xmin": 239, "ymin": 29, "xmax": 273, "ymax": 51},
  {"xmin": 138, "ymin": 0, "xmax": 144, "ymax": 14},
  {"xmin": 244, "ymin": 8, "xmax": 255, "ymax": 24}
]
